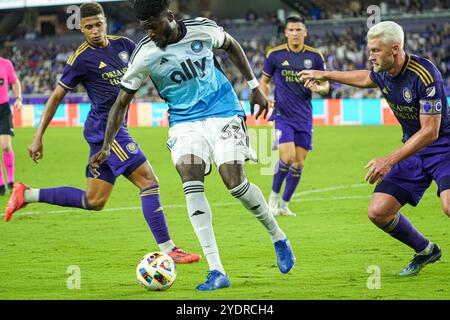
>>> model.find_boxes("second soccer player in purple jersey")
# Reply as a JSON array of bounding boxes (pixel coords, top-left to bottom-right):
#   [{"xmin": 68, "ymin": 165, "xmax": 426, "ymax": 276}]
[
  {"xmin": 260, "ymin": 16, "xmax": 329, "ymax": 217},
  {"xmin": 300, "ymin": 21, "xmax": 450, "ymax": 276},
  {"xmin": 5, "ymin": 2, "xmax": 201, "ymax": 264}
]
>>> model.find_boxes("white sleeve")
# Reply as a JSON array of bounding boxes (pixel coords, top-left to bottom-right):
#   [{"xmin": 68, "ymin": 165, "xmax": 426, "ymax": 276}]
[
  {"xmin": 120, "ymin": 50, "xmax": 149, "ymax": 93},
  {"xmin": 195, "ymin": 17, "xmax": 225, "ymax": 49}
]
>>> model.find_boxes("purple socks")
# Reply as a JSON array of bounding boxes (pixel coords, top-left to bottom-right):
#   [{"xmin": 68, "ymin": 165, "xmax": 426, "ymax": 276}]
[
  {"xmin": 282, "ymin": 167, "xmax": 303, "ymax": 202},
  {"xmin": 381, "ymin": 212, "xmax": 429, "ymax": 253},
  {"xmin": 272, "ymin": 160, "xmax": 303, "ymax": 201},
  {"xmin": 39, "ymin": 185, "xmax": 171, "ymax": 245},
  {"xmin": 39, "ymin": 187, "xmax": 90, "ymax": 209},
  {"xmin": 140, "ymin": 185, "xmax": 171, "ymax": 245},
  {"xmin": 272, "ymin": 160, "xmax": 290, "ymax": 193}
]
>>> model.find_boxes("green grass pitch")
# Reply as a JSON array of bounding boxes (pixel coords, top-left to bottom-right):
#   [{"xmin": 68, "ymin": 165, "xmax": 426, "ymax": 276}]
[{"xmin": 0, "ymin": 125, "xmax": 448, "ymax": 300}]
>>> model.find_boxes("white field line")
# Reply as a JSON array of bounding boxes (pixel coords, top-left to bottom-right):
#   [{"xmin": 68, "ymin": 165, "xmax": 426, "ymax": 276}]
[
  {"xmin": 292, "ymin": 183, "xmax": 369, "ymax": 198},
  {"xmin": 0, "ymin": 184, "xmax": 371, "ymax": 218},
  {"xmin": 291, "ymin": 195, "xmax": 370, "ymax": 202}
]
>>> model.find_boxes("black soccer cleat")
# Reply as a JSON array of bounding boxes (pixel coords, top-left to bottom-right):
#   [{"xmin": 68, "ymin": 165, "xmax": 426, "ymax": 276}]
[
  {"xmin": 0, "ymin": 185, "xmax": 5, "ymax": 196},
  {"xmin": 399, "ymin": 244, "xmax": 442, "ymax": 277},
  {"xmin": 7, "ymin": 182, "xmax": 14, "ymax": 193}
]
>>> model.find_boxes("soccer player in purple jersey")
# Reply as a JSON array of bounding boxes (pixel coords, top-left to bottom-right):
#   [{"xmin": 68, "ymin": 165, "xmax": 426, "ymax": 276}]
[
  {"xmin": 4, "ymin": 2, "xmax": 201, "ymax": 264},
  {"xmin": 300, "ymin": 21, "xmax": 449, "ymax": 276},
  {"xmin": 261, "ymin": 16, "xmax": 329, "ymax": 217}
]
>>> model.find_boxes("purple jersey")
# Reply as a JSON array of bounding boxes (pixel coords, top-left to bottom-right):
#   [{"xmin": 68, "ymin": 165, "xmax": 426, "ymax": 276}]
[
  {"xmin": 58, "ymin": 36, "xmax": 135, "ymax": 143},
  {"xmin": 263, "ymin": 44, "xmax": 326, "ymax": 129},
  {"xmin": 370, "ymin": 53, "xmax": 449, "ymax": 154}
]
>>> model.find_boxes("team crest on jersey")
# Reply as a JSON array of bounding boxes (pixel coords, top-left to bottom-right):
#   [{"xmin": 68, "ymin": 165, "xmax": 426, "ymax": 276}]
[
  {"xmin": 126, "ymin": 143, "xmax": 138, "ymax": 154},
  {"xmin": 191, "ymin": 40, "xmax": 204, "ymax": 53},
  {"xmin": 402, "ymin": 88, "xmax": 413, "ymax": 103},
  {"xmin": 304, "ymin": 59, "xmax": 313, "ymax": 69},
  {"xmin": 119, "ymin": 51, "xmax": 129, "ymax": 63}
]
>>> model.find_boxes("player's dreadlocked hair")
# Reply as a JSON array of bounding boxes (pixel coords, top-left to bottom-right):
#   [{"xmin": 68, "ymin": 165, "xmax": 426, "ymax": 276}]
[
  {"xmin": 80, "ymin": 2, "xmax": 105, "ymax": 19},
  {"xmin": 133, "ymin": 0, "xmax": 172, "ymax": 21}
]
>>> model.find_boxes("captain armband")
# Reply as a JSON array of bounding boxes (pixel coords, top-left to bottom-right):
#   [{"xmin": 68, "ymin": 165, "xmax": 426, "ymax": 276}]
[{"xmin": 419, "ymin": 99, "xmax": 443, "ymax": 115}]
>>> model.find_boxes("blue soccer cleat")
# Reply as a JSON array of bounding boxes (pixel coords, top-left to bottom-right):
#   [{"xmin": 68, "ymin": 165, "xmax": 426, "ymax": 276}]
[
  {"xmin": 399, "ymin": 244, "xmax": 442, "ymax": 277},
  {"xmin": 274, "ymin": 238, "xmax": 296, "ymax": 274},
  {"xmin": 196, "ymin": 270, "xmax": 231, "ymax": 291}
]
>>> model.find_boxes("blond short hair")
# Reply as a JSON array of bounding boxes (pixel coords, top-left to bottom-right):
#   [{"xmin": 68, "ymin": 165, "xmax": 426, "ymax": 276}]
[{"xmin": 367, "ymin": 21, "xmax": 404, "ymax": 49}]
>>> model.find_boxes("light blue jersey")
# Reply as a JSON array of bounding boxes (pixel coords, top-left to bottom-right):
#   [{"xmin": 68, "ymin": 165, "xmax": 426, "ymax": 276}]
[{"xmin": 120, "ymin": 18, "xmax": 245, "ymax": 126}]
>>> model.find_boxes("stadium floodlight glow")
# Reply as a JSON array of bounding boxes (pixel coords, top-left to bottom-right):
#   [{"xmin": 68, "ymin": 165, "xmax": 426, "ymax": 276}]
[{"xmin": 0, "ymin": 0, "xmax": 122, "ymax": 10}]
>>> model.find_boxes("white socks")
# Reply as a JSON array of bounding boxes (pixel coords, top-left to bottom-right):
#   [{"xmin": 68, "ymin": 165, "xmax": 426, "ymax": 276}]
[
  {"xmin": 280, "ymin": 199, "xmax": 289, "ymax": 209},
  {"xmin": 24, "ymin": 188, "xmax": 40, "ymax": 203},
  {"xmin": 158, "ymin": 240, "xmax": 176, "ymax": 254},
  {"xmin": 182, "ymin": 179, "xmax": 287, "ymax": 275},
  {"xmin": 230, "ymin": 179, "xmax": 286, "ymax": 243},
  {"xmin": 268, "ymin": 191, "xmax": 279, "ymax": 207},
  {"xmin": 183, "ymin": 181, "xmax": 225, "ymax": 275}
]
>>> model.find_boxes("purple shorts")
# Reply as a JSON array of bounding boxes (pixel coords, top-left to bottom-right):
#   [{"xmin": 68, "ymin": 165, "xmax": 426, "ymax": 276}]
[
  {"xmin": 273, "ymin": 119, "xmax": 313, "ymax": 151},
  {"xmin": 86, "ymin": 132, "xmax": 147, "ymax": 185},
  {"xmin": 375, "ymin": 137, "xmax": 450, "ymax": 206}
]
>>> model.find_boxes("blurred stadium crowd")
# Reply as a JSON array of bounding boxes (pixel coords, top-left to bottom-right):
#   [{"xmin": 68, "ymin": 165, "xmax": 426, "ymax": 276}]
[
  {"xmin": 217, "ymin": 22, "xmax": 450, "ymax": 100},
  {"xmin": 0, "ymin": 0, "xmax": 449, "ymax": 100}
]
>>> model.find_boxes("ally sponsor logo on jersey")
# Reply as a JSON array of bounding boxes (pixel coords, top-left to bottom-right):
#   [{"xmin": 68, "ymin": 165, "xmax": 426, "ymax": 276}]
[{"xmin": 170, "ymin": 57, "xmax": 207, "ymax": 84}]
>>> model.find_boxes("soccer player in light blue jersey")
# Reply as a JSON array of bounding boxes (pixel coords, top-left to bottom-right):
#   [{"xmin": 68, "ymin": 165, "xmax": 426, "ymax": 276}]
[
  {"xmin": 89, "ymin": 0, "xmax": 296, "ymax": 291},
  {"xmin": 300, "ymin": 21, "xmax": 449, "ymax": 276},
  {"xmin": 5, "ymin": 2, "xmax": 201, "ymax": 264}
]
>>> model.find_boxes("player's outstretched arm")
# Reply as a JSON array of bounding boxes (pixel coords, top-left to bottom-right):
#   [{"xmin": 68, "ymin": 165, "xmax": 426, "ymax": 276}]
[
  {"xmin": 304, "ymin": 78, "xmax": 330, "ymax": 96},
  {"xmin": 88, "ymin": 89, "xmax": 135, "ymax": 177},
  {"xmin": 220, "ymin": 33, "xmax": 269, "ymax": 120},
  {"xmin": 299, "ymin": 69, "xmax": 378, "ymax": 89},
  {"xmin": 28, "ymin": 85, "xmax": 67, "ymax": 163}
]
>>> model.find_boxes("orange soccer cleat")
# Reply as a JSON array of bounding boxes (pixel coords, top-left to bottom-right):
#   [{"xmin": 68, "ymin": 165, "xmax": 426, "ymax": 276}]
[
  {"xmin": 5, "ymin": 182, "xmax": 29, "ymax": 222},
  {"xmin": 168, "ymin": 247, "xmax": 202, "ymax": 264}
]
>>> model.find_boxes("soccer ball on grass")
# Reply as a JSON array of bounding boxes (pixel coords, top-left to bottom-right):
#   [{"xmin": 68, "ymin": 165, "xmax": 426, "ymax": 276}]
[{"xmin": 136, "ymin": 252, "xmax": 176, "ymax": 291}]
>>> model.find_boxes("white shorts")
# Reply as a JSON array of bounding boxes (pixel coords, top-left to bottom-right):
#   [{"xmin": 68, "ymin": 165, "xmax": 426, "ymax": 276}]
[{"xmin": 167, "ymin": 116, "xmax": 257, "ymax": 174}]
